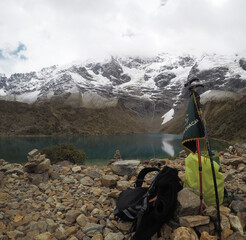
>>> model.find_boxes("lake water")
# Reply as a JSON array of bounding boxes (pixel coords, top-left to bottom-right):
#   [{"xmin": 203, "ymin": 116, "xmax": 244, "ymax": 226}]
[{"xmin": 0, "ymin": 134, "xmax": 228, "ymax": 165}]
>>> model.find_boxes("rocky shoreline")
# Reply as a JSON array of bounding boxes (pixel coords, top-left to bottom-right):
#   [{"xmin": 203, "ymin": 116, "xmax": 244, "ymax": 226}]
[{"xmin": 0, "ymin": 145, "xmax": 245, "ymax": 240}]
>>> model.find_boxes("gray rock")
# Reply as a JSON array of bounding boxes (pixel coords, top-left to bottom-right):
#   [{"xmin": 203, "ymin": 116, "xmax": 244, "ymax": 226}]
[
  {"xmin": 224, "ymin": 173, "xmax": 234, "ymax": 182},
  {"xmin": 230, "ymin": 200, "xmax": 246, "ymax": 213},
  {"xmin": 85, "ymin": 170, "xmax": 102, "ymax": 179},
  {"xmin": 228, "ymin": 214, "xmax": 244, "ymax": 235},
  {"xmin": 76, "ymin": 214, "xmax": 88, "ymax": 227},
  {"xmin": 35, "ymin": 159, "xmax": 51, "ymax": 173},
  {"xmin": 204, "ymin": 206, "xmax": 217, "ymax": 220},
  {"xmin": 28, "ymin": 149, "xmax": 40, "ymax": 158},
  {"xmin": 80, "ymin": 178, "xmax": 93, "ymax": 186},
  {"xmin": 37, "ymin": 220, "xmax": 47, "ymax": 233},
  {"xmin": 63, "ymin": 176, "xmax": 75, "ymax": 184},
  {"xmin": 177, "ymin": 188, "xmax": 201, "ymax": 216},
  {"xmin": 50, "ymin": 172, "xmax": 61, "ymax": 180},
  {"xmin": 24, "ymin": 161, "xmax": 38, "ymax": 173},
  {"xmin": 111, "ymin": 160, "xmax": 140, "ymax": 176},
  {"xmin": 54, "ymin": 226, "xmax": 66, "ymax": 240},
  {"xmin": 116, "ymin": 181, "xmax": 131, "ymax": 191},
  {"xmin": 72, "ymin": 166, "xmax": 81, "ymax": 173},
  {"xmin": 46, "ymin": 219, "xmax": 58, "ymax": 233},
  {"xmin": 28, "ymin": 172, "xmax": 49, "ymax": 185},
  {"xmin": 65, "ymin": 210, "xmax": 81, "ymax": 224}
]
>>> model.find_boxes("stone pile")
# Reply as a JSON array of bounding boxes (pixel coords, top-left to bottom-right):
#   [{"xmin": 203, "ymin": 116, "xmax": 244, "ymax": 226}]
[
  {"xmin": 24, "ymin": 149, "xmax": 51, "ymax": 185},
  {"xmin": 0, "ymin": 143, "xmax": 245, "ymax": 240}
]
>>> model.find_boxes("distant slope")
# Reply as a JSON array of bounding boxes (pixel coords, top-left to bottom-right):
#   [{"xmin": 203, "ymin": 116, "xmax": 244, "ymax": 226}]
[
  {"xmin": 0, "ymin": 100, "xmax": 150, "ymax": 136},
  {"xmin": 161, "ymin": 91, "xmax": 246, "ymax": 142}
]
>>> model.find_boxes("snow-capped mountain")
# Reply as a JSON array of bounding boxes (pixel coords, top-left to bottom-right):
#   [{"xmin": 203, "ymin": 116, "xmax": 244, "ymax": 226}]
[{"xmin": 1, "ymin": 53, "xmax": 246, "ymax": 128}]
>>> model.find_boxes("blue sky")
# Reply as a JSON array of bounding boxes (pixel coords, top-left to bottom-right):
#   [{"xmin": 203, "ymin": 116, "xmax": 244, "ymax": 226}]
[
  {"xmin": 0, "ymin": 42, "xmax": 27, "ymax": 60},
  {"xmin": 0, "ymin": 0, "xmax": 246, "ymax": 75}
]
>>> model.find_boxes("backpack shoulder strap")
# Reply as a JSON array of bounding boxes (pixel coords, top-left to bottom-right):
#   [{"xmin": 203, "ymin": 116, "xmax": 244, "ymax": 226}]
[{"xmin": 135, "ymin": 167, "xmax": 160, "ymax": 188}]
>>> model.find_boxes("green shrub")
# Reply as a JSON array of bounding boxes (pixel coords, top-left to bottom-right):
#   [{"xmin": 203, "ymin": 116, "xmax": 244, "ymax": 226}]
[{"xmin": 41, "ymin": 143, "xmax": 86, "ymax": 165}]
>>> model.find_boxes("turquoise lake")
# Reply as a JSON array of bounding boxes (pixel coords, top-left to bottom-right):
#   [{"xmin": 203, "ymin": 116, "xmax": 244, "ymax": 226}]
[{"xmin": 0, "ymin": 134, "xmax": 228, "ymax": 165}]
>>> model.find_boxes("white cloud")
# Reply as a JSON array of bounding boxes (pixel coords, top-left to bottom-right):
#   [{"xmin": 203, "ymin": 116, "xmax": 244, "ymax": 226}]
[{"xmin": 0, "ymin": 0, "xmax": 245, "ymax": 75}]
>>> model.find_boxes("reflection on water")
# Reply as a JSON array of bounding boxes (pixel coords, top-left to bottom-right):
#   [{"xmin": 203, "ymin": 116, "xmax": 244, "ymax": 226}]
[
  {"xmin": 0, "ymin": 134, "xmax": 228, "ymax": 165},
  {"xmin": 162, "ymin": 139, "xmax": 175, "ymax": 157}
]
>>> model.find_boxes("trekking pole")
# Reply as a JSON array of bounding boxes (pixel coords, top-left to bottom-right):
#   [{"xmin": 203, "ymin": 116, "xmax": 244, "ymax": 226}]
[
  {"xmin": 196, "ymin": 139, "xmax": 203, "ymax": 214},
  {"xmin": 185, "ymin": 77, "xmax": 222, "ymax": 238}
]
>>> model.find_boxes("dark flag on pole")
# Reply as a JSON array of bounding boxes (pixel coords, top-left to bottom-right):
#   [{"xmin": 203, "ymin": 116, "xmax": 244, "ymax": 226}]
[
  {"xmin": 182, "ymin": 78, "xmax": 222, "ymax": 237},
  {"xmin": 182, "ymin": 93, "xmax": 205, "ymax": 153}
]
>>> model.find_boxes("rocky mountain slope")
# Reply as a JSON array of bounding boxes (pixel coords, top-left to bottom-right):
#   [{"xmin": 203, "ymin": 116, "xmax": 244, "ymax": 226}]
[{"xmin": 0, "ymin": 53, "xmax": 246, "ymax": 139}]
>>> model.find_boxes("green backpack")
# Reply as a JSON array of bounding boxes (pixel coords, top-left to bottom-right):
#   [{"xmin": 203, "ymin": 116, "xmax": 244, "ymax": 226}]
[{"xmin": 184, "ymin": 153, "xmax": 224, "ymax": 206}]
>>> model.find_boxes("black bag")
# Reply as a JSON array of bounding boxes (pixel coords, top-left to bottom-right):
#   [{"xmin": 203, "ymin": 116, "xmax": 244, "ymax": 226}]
[{"xmin": 114, "ymin": 166, "xmax": 183, "ymax": 240}]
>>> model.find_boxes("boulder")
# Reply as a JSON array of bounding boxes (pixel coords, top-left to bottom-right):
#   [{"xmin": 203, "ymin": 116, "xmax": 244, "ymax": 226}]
[
  {"xmin": 101, "ymin": 175, "xmax": 118, "ymax": 188},
  {"xmin": 228, "ymin": 214, "xmax": 244, "ymax": 235},
  {"xmin": 111, "ymin": 160, "xmax": 140, "ymax": 176},
  {"xmin": 172, "ymin": 227, "xmax": 198, "ymax": 240},
  {"xmin": 177, "ymin": 188, "xmax": 201, "ymax": 216},
  {"xmin": 179, "ymin": 215, "xmax": 210, "ymax": 228},
  {"xmin": 230, "ymin": 200, "xmax": 246, "ymax": 213}
]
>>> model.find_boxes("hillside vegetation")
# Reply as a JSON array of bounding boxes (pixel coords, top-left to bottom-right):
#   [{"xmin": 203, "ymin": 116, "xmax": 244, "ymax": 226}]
[{"xmin": 0, "ymin": 100, "xmax": 148, "ymax": 136}]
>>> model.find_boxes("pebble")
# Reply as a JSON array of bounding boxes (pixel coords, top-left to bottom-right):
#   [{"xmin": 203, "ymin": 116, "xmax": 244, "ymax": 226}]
[{"xmin": 0, "ymin": 147, "xmax": 245, "ymax": 239}]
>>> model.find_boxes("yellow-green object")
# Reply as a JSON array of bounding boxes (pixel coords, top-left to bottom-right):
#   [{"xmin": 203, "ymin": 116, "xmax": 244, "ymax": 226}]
[{"xmin": 184, "ymin": 153, "xmax": 224, "ymax": 206}]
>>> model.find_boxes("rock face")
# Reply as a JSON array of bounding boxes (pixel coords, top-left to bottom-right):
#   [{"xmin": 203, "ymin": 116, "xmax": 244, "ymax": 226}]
[{"xmin": 0, "ymin": 145, "xmax": 245, "ymax": 239}]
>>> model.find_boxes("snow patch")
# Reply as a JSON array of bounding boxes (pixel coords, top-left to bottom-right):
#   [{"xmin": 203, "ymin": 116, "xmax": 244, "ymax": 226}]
[
  {"xmin": 0, "ymin": 89, "xmax": 6, "ymax": 96},
  {"xmin": 162, "ymin": 108, "xmax": 174, "ymax": 125}
]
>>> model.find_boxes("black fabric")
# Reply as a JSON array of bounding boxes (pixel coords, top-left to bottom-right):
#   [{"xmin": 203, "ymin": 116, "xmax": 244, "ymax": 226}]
[
  {"xmin": 135, "ymin": 167, "xmax": 160, "ymax": 188},
  {"xmin": 114, "ymin": 166, "xmax": 183, "ymax": 240},
  {"xmin": 114, "ymin": 167, "xmax": 159, "ymax": 222},
  {"xmin": 114, "ymin": 187, "xmax": 148, "ymax": 221},
  {"xmin": 133, "ymin": 167, "xmax": 182, "ymax": 240}
]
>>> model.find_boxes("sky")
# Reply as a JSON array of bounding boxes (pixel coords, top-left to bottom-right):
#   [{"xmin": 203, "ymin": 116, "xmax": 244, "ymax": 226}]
[{"xmin": 0, "ymin": 0, "xmax": 246, "ymax": 75}]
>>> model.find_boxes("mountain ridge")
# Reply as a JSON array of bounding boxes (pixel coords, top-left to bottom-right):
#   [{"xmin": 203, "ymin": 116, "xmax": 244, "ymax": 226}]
[{"xmin": 1, "ymin": 53, "xmax": 246, "ymax": 140}]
